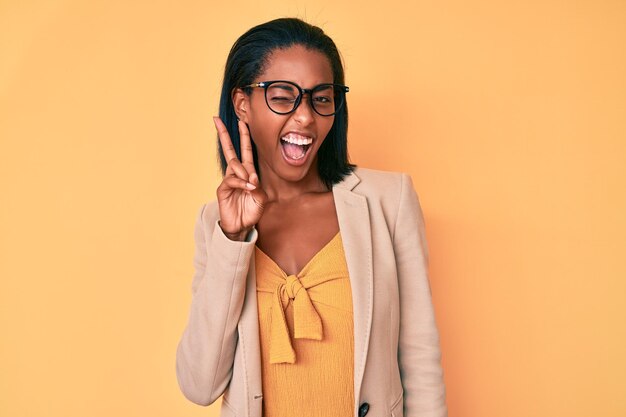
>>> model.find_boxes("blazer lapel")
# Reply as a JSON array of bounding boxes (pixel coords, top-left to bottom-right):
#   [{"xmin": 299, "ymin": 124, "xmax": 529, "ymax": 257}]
[{"xmin": 332, "ymin": 169, "xmax": 374, "ymax": 406}]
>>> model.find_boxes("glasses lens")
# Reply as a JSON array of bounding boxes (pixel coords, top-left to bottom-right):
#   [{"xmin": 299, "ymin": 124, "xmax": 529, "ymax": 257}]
[
  {"xmin": 311, "ymin": 84, "xmax": 344, "ymax": 116},
  {"xmin": 265, "ymin": 82, "xmax": 299, "ymax": 114}
]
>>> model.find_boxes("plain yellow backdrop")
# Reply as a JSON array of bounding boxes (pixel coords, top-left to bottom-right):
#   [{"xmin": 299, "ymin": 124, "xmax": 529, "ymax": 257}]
[{"xmin": 1, "ymin": 1, "xmax": 625, "ymax": 416}]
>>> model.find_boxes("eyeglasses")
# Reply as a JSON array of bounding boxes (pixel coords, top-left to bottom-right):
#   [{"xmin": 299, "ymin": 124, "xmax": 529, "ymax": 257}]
[{"xmin": 241, "ymin": 80, "xmax": 349, "ymax": 116}]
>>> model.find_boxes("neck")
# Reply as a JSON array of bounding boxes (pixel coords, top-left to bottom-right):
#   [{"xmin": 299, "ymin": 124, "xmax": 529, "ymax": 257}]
[{"xmin": 258, "ymin": 160, "xmax": 330, "ymax": 203}]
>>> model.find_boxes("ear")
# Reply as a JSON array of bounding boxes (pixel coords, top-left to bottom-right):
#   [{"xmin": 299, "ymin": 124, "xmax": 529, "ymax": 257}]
[{"xmin": 231, "ymin": 88, "xmax": 250, "ymax": 123}]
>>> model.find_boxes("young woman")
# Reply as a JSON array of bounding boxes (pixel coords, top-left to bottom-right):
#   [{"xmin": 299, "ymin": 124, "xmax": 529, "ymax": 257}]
[{"xmin": 176, "ymin": 17, "xmax": 448, "ymax": 417}]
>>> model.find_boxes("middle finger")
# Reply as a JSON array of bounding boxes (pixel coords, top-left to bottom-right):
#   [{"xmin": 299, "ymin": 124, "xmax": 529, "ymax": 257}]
[{"xmin": 238, "ymin": 120, "xmax": 255, "ymax": 167}]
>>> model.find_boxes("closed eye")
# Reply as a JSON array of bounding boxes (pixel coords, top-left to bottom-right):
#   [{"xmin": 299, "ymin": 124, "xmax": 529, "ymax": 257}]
[{"xmin": 270, "ymin": 96, "xmax": 296, "ymax": 102}]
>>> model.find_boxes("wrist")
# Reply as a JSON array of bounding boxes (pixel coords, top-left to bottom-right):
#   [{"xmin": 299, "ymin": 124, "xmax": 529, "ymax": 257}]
[{"xmin": 219, "ymin": 222, "xmax": 251, "ymax": 241}]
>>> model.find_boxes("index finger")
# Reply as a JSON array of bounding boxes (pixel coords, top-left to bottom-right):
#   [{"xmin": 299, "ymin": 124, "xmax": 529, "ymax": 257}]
[
  {"xmin": 238, "ymin": 120, "xmax": 255, "ymax": 167},
  {"xmin": 213, "ymin": 116, "xmax": 238, "ymax": 163}
]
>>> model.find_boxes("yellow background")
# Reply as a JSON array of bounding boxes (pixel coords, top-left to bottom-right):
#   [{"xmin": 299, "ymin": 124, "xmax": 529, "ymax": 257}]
[{"xmin": 1, "ymin": 1, "xmax": 625, "ymax": 416}]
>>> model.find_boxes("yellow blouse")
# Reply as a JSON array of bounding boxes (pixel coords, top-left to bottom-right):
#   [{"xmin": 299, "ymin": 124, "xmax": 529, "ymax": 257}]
[{"xmin": 255, "ymin": 231, "xmax": 354, "ymax": 417}]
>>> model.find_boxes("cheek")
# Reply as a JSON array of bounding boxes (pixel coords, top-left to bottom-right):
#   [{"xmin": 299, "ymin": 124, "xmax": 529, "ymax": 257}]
[
  {"xmin": 248, "ymin": 101, "xmax": 284, "ymax": 149},
  {"xmin": 248, "ymin": 118, "xmax": 284, "ymax": 149}
]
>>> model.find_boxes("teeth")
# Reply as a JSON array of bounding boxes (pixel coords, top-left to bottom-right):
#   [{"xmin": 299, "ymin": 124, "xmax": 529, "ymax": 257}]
[{"xmin": 281, "ymin": 133, "xmax": 313, "ymax": 145}]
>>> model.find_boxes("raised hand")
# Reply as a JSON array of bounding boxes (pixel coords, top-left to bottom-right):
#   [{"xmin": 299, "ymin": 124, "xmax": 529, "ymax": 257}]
[{"xmin": 213, "ymin": 117, "xmax": 267, "ymax": 241}]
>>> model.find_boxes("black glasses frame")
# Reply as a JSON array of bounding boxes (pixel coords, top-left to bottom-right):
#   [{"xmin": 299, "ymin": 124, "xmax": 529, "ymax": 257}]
[{"xmin": 241, "ymin": 80, "xmax": 349, "ymax": 116}]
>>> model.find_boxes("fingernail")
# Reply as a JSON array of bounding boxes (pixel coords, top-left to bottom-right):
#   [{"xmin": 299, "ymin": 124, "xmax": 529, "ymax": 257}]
[{"xmin": 246, "ymin": 182, "xmax": 256, "ymax": 190}]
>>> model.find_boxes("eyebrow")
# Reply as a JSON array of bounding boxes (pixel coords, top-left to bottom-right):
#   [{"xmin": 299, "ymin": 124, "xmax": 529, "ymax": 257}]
[
  {"xmin": 268, "ymin": 84, "xmax": 297, "ymax": 92},
  {"xmin": 266, "ymin": 81, "xmax": 334, "ymax": 91}
]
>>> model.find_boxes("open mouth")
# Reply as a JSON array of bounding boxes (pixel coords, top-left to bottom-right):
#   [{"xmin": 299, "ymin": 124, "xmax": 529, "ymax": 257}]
[{"xmin": 280, "ymin": 133, "xmax": 313, "ymax": 160}]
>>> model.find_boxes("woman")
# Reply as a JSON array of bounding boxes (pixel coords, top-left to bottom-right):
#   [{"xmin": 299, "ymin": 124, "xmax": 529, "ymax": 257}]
[{"xmin": 176, "ymin": 17, "xmax": 447, "ymax": 417}]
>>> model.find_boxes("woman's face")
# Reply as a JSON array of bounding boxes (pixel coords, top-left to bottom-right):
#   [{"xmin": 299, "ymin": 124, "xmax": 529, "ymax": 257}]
[{"xmin": 234, "ymin": 44, "xmax": 335, "ymax": 185}]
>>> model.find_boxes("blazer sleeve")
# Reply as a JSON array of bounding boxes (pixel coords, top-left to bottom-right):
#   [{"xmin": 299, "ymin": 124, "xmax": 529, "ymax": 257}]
[
  {"xmin": 175, "ymin": 203, "xmax": 258, "ymax": 406},
  {"xmin": 393, "ymin": 173, "xmax": 448, "ymax": 417}
]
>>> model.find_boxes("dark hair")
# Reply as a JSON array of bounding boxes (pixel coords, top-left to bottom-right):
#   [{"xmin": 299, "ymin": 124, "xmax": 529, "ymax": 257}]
[{"xmin": 216, "ymin": 17, "xmax": 356, "ymax": 190}]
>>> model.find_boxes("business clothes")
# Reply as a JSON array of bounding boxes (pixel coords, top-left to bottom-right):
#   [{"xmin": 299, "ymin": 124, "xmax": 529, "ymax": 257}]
[{"xmin": 176, "ymin": 166, "xmax": 448, "ymax": 417}]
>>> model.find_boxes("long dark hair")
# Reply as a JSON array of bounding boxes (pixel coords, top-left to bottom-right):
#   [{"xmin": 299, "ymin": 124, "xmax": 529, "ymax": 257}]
[{"xmin": 216, "ymin": 17, "xmax": 356, "ymax": 189}]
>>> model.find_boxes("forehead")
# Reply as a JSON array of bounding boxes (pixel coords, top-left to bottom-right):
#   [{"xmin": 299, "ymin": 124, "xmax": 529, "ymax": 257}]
[{"xmin": 258, "ymin": 45, "xmax": 333, "ymax": 87}]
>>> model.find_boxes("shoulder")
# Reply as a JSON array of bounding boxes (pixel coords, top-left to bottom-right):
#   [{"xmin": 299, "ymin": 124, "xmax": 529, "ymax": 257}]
[
  {"xmin": 348, "ymin": 166, "xmax": 414, "ymax": 202},
  {"xmin": 337, "ymin": 167, "xmax": 422, "ymax": 224},
  {"xmin": 352, "ymin": 166, "xmax": 405, "ymax": 188}
]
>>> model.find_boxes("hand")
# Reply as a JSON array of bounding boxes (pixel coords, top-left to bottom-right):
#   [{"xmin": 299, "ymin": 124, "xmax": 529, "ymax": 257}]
[{"xmin": 213, "ymin": 117, "xmax": 267, "ymax": 241}]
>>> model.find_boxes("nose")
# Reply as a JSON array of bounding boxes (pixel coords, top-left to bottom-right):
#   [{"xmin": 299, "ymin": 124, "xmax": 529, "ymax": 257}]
[{"xmin": 291, "ymin": 92, "xmax": 315, "ymax": 125}]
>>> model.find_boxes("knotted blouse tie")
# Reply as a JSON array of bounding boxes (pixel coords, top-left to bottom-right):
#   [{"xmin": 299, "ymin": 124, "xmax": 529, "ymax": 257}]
[{"xmin": 256, "ymin": 239, "xmax": 347, "ymax": 364}]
